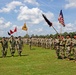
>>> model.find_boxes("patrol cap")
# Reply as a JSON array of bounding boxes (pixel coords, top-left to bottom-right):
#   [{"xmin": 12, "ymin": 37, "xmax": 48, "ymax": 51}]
[
  {"xmin": 66, "ymin": 34, "xmax": 70, "ymax": 37},
  {"xmin": 19, "ymin": 36, "xmax": 21, "ymax": 37},
  {"xmin": 74, "ymin": 33, "xmax": 76, "ymax": 36},
  {"xmin": 11, "ymin": 35, "xmax": 13, "ymax": 37},
  {"xmin": 19, "ymin": 36, "xmax": 21, "ymax": 38},
  {"xmin": 3, "ymin": 37, "xmax": 5, "ymax": 38}
]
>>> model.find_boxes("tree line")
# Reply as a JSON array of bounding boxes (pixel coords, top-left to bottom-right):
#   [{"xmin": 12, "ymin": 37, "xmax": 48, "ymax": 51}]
[{"xmin": 24, "ymin": 32, "xmax": 76, "ymax": 38}]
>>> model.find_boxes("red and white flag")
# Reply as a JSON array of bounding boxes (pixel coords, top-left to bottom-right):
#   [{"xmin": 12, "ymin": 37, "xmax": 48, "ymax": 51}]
[
  {"xmin": 8, "ymin": 27, "xmax": 17, "ymax": 35},
  {"xmin": 14, "ymin": 27, "xmax": 17, "ymax": 32}
]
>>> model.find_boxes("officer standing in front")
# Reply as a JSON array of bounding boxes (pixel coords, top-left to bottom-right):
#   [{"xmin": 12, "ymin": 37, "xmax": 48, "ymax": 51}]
[
  {"xmin": 0, "ymin": 37, "xmax": 8, "ymax": 57},
  {"xmin": 9, "ymin": 35, "xmax": 16, "ymax": 56},
  {"xmin": 17, "ymin": 36, "xmax": 23, "ymax": 56}
]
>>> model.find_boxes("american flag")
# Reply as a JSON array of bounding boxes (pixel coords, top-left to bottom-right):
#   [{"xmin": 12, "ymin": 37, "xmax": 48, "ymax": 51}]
[{"xmin": 58, "ymin": 10, "xmax": 65, "ymax": 27}]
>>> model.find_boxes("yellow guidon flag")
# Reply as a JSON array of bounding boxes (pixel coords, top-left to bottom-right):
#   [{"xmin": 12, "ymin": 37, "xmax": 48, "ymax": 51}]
[{"xmin": 22, "ymin": 23, "xmax": 28, "ymax": 31}]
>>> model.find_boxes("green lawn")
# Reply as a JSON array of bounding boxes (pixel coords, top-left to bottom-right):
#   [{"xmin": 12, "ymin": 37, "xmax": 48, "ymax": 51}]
[{"xmin": 0, "ymin": 44, "xmax": 76, "ymax": 75}]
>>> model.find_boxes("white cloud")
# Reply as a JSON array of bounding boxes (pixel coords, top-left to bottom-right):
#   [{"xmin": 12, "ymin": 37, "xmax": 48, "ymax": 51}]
[
  {"xmin": 29, "ymin": 27, "xmax": 47, "ymax": 35},
  {"xmin": 50, "ymin": 21, "xmax": 76, "ymax": 33},
  {"xmin": 63, "ymin": 23, "xmax": 76, "ymax": 32},
  {"xmin": 0, "ymin": 1, "xmax": 22, "ymax": 13},
  {"xmin": 24, "ymin": 0, "xmax": 39, "ymax": 5},
  {"xmin": 0, "ymin": 17, "xmax": 12, "ymax": 29},
  {"xmin": 4, "ymin": 22, "xmax": 12, "ymax": 28},
  {"xmin": 65, "ymin": 0, "xmax": 76, "ymax": 9},
  {"xmin": 17, "ymin": 6, "xmax": 43, "ymax": 24},
  {"xmin": 0, "ymin": 17, "xmax": 4, "ymax": 24},
  {"xmin": 44, "ymin": 12, "xmax": 54, "ymax": 21},
  {"xmin": 35, "ymin": 28, "xmax": 43, "ymax": 32},
  {"xmin": 18, "ymin": 6, "xmax": 54, "ymax": 25}
]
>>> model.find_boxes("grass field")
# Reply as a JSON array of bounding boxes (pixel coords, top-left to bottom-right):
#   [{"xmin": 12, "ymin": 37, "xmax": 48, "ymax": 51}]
[{"xmin": 0, "ymin": 44, "xmax": 76, "ymax": 75}]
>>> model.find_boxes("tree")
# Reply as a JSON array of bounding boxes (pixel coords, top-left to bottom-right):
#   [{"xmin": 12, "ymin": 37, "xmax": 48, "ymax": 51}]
[{"xmin": 24, "ymin": 34, "xmax": 29, "ymax": 38}]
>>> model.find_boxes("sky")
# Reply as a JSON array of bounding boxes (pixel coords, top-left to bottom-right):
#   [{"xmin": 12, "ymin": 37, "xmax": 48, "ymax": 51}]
[{"xmin": 0, "ymin": 0, "xmax": 76, "ymax": 37}]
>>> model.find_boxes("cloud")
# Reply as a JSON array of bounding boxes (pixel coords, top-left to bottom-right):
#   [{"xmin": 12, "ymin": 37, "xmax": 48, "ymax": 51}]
[
  {"xmin": 35, "ymin": 28, "xmax": 43, "ymax": 32},
  {"xmin": 0, "ymin": 17, "xmax": 4, "ymax": 24},
  {"xmin": 18, "ymin": 6, "xmax": 54, "ymax": 25},
  {"xmin": 24, "ymin": 0, "xmax": 39, "ymax": 5},
  {"xmin": 30, "ymin": 27, "xmax": 48, "ymax": 35},
  {"xmin": 65, "ymin": 0, "xmax": 76, "ymax": 9},
  {"xmin": 0, "ymin": 1, "xmax": 22, "ymax": 13},
  {"xmin": 17, "ymin": 6, "xmax": 43, "ymax": 24},
  {"xmin": 63, "ymin": 23, "xmax": 76, "ymax": 32},
  {"xmin": 4, "ymin": 22, "xmax": 12, "ymax": 28},
  {"xmin": 0, "ymin": 17, "xmax": 12, "ymax": 29}
]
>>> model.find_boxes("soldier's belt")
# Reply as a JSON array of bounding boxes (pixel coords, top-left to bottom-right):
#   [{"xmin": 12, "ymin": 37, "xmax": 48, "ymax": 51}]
[
  {"xmin": 66, "ymin": 45, "xmax": 71, "ymax": 46},
  {"xmin": 60, "ymin": 45, "xmax": 65, "ymax": 46},
  {"xmin": 73, "ymin": 44, "xmax": 76, "ymax": 47},
  {"xmin": 74, "ymin": 44, "xmax": 76, "ymax": 46}
]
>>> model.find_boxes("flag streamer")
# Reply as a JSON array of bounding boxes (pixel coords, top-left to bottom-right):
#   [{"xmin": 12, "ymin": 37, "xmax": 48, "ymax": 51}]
[{"xmin": 42, "ymin": 13, "xmax": 58, "ymax": 34}]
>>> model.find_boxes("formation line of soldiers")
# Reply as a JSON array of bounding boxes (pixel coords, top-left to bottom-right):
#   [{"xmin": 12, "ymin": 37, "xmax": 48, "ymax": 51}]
[
  {"xmin": 26, "ymin": 34, "xmax": 76, "ymax": 62},
  {"xmin": 55, "ymin": 34, "xmax": 76, "ymax": 62},
  {"xmin": 0, "ymin": 36, "xmax": 23, "ymax": 57}
]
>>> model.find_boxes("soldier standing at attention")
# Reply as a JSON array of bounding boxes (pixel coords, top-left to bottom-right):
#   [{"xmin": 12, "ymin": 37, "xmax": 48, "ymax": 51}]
[
  {"xmin": 65, "ymin": 35, "xmax": 72, "ymax": 60},
  {"xmin": 29, "ymin": 37, "xmax": 32, "ymax": 50},
  {"xmin": 0, "ymin": 37, "xmax": 8, "ymax": 57},
  {"xmin": 9, "ymin": 35, "xmax": 16, "ymax": 56},
  {"xmin": 72, "ymin": 34, "xmax": 76, "ymax": 62},
  {"xmin": 17, "ymin": 36, "xmax": 23, "ymax": 56},
  {"xmin": 55, "ymin": 35, "xmax": 60, "ymax": 59},
  {"xmin": 59, "ymin": 36, "xmax": 66, "ymax": 59}
]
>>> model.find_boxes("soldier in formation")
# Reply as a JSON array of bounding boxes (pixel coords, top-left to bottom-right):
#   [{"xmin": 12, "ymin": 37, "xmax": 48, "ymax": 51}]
[
  {"xmin": 26, "ymin": 34, "xmax": 76, "ymax": 62},
  {"xmin": 0, "ymin": 34, "xmax": 76, "ymax": 62},
  {"xmin": 72, "ymin": 34, "xmax": 76, "ymax": 62},
  {"xmin": 65, "ymin": 35, "xmax": 72, "ymax": 60},
  {"xmin": 54, "ymin": 35, "xmax": 61, "ymax": 59}
]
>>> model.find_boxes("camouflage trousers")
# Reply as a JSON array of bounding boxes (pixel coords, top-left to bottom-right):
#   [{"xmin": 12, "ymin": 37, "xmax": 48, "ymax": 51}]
[
  {"xmin": 73, "ymin": 47, "xmax": 76, "ymax": 61},
  {"xmin": 17, "ymin": 47, "xmax": 22, "ymax": 56},
  {"xmin": 10, "ymin": 47, "xmax": 15, "ymax": 56},
  {"xmin": 66, "ymin": 46, "xmax": 71, "ymax": 59},
  {"xmin": 56, "ymin": 45, "xmax": 60, "ymax": 58},
  {"xmin": 2, "ymin": 47, "xmax": 7, "ymax": 57},
  {"xmin": 60, "ymin": 46, "xmax": 65, "ymax": 59}
]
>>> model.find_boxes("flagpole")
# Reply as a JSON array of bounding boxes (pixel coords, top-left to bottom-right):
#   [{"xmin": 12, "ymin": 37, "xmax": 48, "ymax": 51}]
[
  {"xmin": 52, "ymin": 25, "xmax": 59, "ymax": 34},
  {"xmin": 60, "ymin": 24, "xmax": 62, "ymax": 37},
  {"xmin": 16, "ymin": 31, "xmax": 18, "ymax": 37}
]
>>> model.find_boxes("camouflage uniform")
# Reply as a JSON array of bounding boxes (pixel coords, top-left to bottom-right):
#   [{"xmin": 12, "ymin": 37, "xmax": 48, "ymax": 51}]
[
  {"xmin": 49, "ymin": 37, "xmax": 53, "ymax": 49},
  {"xmin": 17, "ymin": 36, "xmax": 23, "ymax": 56},
  {"xmin": 55, "ymin": 37, "xmax": 60, "ymax": 59},
  {"xmin": 65, "ymin": 36, "xmax": 72, "ymax": 59},
  {"xmin": 72, "ymin": 36, "xmax": 76, "ymax": 61},
  {"xmin": 0, "ymin": 37, "xmax": 8, "ymax": 57},
  {"xmin": 29, "ymin": 37, "xmax": 32, "ymax": 50},
  {"xmin": 9, "ymin": 36, "xmax": 16, "ymax": 56},
  {"xmin": 59, "ymin": 38, "xmax": 66, "ymax": 59}
]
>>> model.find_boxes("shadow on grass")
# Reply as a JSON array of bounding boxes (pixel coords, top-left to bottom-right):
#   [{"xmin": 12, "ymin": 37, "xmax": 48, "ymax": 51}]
[
  {"xmin": 57, "ymin": 56, "xmax": 74, "ymax": 60},
  {"xmin": 0, "ymin": 54, "xmax": 29, "ymax": 58},
  {"xmin": 30, "ymin": 48, "xmax": 36, "ymax": 50},
  {"xmin": 14, "ymin": 54, "xmax": 29, "ymax": 57}
]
